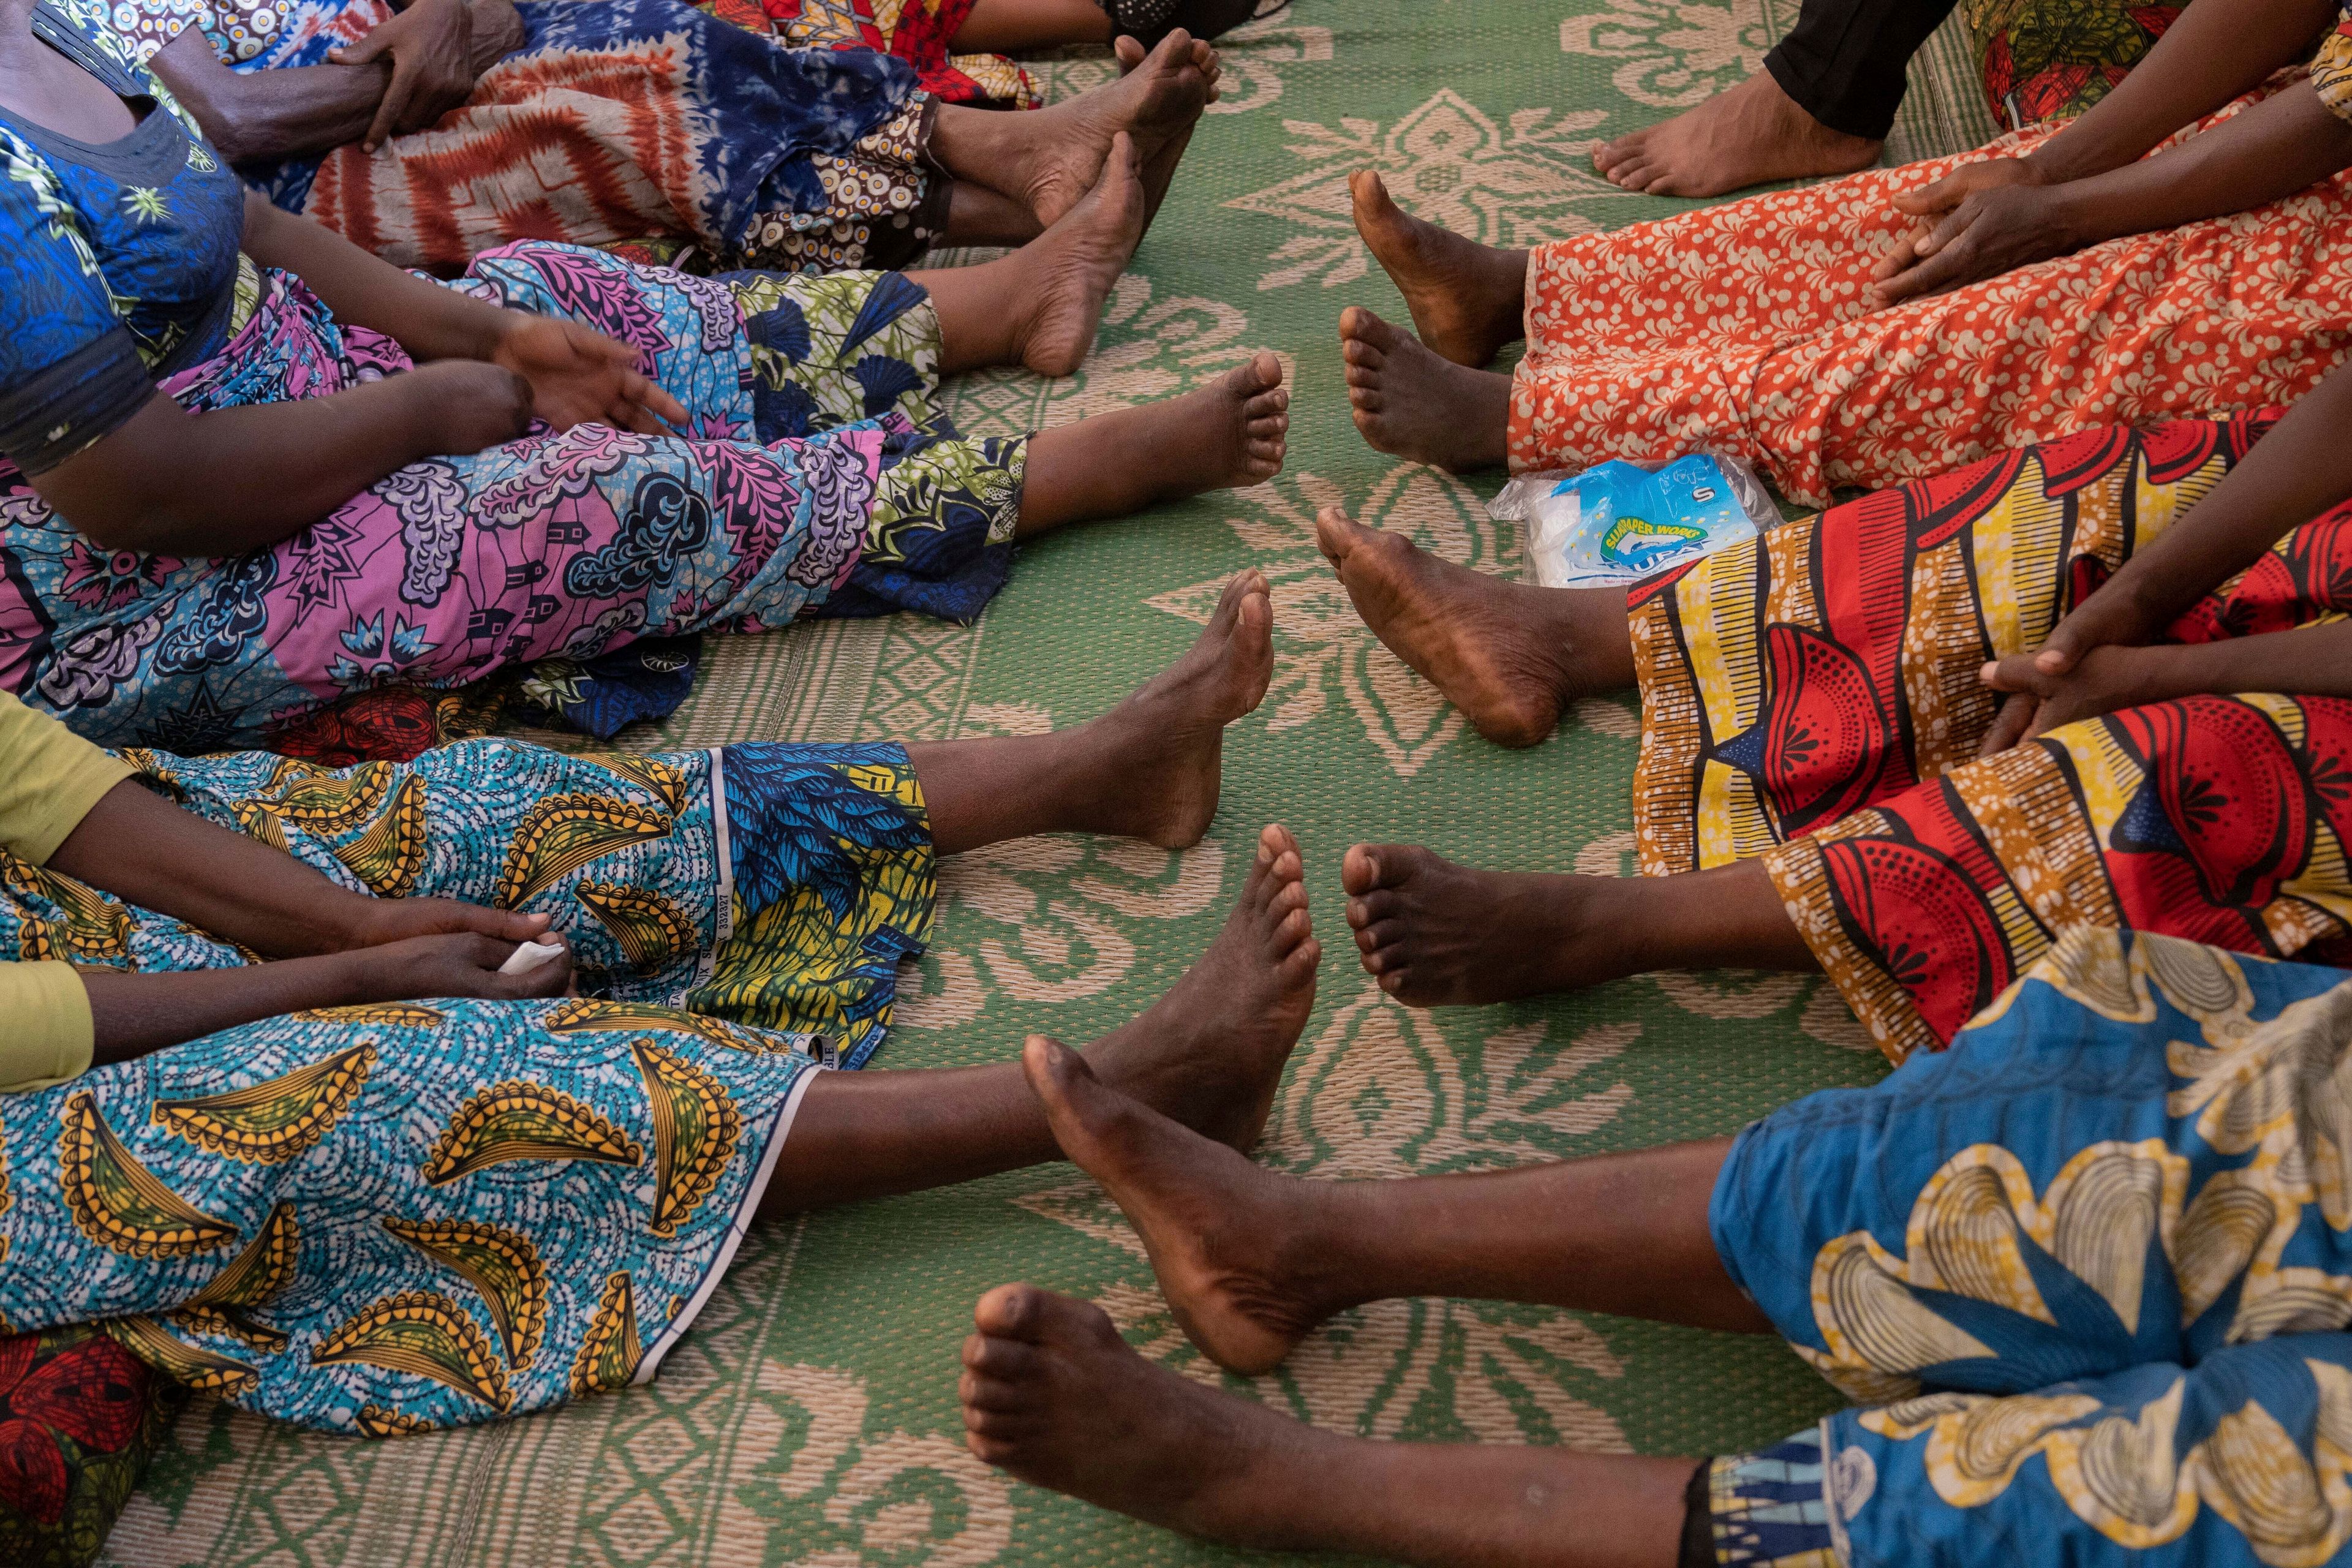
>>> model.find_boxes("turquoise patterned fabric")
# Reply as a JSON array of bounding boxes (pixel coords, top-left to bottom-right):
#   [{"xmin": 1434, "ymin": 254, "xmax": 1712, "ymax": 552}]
[{"xmin": 0, "ymin": 736, "xmax": 939, "ymax": 1433}]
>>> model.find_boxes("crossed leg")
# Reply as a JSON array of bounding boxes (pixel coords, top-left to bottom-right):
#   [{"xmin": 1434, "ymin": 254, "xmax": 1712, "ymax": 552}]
[{"xmin": 953, "ymin": 1046, "xmax": 1766, "ymax": 1564}]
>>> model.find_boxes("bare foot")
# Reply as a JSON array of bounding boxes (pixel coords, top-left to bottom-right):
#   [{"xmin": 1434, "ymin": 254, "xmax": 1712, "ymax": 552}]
[
  {"xmin": 1079, "ymin": 821, "xmax": 1319, "ymax": 1146},
  {"xmin": 960, "ymin": 1284, "xmax": 1322, "ymax": 1544},
  {"xmin": 1016, "ymin": 134, "xmax": 1147, "ymax": 377},
  {"xmin": 1344, "ymin": 845, "xmax": 1631, "ymax": 1006},
  {"xmin": 1338, "ymin": 306, "xmax": 1509, "ymax": 473},
  {"xmin": 1026, "ymin": 1036, "xmax": 1338, "ymax": 1373},
  {"xmin": 1022, "ymin": 352, "xmax": 1289, "ymax": 529},
  {"xmin": 1317, "ymin": 508, "xmax": 1630, "ymax": 748},
  {"xmin": 1591, "ymin": 71, "xmax": 1881, "ymax": 198},
  {"xmin": 1349, "ymin": 171, "xmax": 1526, "ymax": 368},
  {"xmin": 1072, "ymin": 573, "xmax": 1274, "ymax": 848},
  {"xmin": 1022, "ymin": 31, "xmax": 1208, "ymax": 228},
  {"xmin": 1116, "ymin": 32, "xmax": 1219, "ymax": 217}
]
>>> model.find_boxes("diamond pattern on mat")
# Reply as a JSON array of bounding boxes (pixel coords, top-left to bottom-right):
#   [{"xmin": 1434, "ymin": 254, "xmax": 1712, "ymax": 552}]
[{"xmin": 1229, "ymin": 88, "xmax": 1630, "ymax": 290}]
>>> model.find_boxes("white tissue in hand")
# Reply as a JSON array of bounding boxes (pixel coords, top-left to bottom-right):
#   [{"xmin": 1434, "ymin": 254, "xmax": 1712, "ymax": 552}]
[{"xmin": 499, "ymin": 940, "xmax": 567, "ymax": 976}]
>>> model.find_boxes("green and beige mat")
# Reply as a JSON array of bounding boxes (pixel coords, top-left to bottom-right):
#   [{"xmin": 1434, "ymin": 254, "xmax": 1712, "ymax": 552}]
[{"xmin": 101, "ymin": 7, "xmax": 2002, "ymax": 1563}]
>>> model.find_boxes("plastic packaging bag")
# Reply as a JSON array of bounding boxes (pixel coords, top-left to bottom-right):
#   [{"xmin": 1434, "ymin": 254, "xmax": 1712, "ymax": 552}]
[{"xmin": 1489, "ymin": 453, "xmax": 1778, "ymax": 589}]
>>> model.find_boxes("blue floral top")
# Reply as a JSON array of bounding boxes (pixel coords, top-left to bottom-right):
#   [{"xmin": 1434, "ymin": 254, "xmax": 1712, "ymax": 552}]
[{"xmin": 0, "ymin": 0, "xmax": 246, "ymax": 475}]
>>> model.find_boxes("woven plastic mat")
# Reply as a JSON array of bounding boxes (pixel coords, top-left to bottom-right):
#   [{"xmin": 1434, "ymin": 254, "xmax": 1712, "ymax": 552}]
[{"xmin": 102, "ymin": 5, "xmax": 1997, "ymax": 1562}]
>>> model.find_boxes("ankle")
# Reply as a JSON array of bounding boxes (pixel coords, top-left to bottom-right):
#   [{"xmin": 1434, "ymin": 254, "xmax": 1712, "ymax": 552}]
[{"xmin": 1283, "ymin": 1178, "xmax": 1387, "ymax": 1318}]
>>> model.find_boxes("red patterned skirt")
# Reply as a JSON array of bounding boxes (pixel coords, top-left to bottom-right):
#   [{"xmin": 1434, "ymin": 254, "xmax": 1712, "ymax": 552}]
[{"xmin": 1630, "ymin": 412, "xmax": 2352, "ymax": 1060}]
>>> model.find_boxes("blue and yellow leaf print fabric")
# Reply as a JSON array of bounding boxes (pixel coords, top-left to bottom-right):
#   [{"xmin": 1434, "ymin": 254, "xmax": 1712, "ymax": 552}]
[
  {"xmin": 0, "ymin": 737, "xmax": 934, "ymax": 1432},
  {"xmin": 1705, "ymin": 929, "xmax": 2352, "ymax": 1566}
]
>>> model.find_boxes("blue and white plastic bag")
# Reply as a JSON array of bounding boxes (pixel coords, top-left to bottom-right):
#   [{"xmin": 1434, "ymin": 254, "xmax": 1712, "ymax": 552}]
[{"xmin": 1489, "ymin": 454, "xmax": 1777, "ymax": 589}]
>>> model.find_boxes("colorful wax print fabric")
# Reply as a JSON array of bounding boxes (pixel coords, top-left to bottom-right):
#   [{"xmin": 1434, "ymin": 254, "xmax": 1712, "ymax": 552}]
[
  {"xmin": 1960, "ymin": 0, "xmax": 2183, "ymax": 130},
  {"xmin": 1689, "ymin": 1430, "xmax": 1841, "ymax": 1568},
  {"xmin": 1626, "ymin": 412, "xmax": 2352, "ymax": 1061},
  {"xmin": 761, "ymin": 0, "xmax": 1039, "ymax": 108},
  {"xmin": 0, "ymin": 245, "xmax": 1022, "ymax": 754},
  {"xmin": 2317, "ymin": 2, "xmax": 2352, "ymax": 126},
  {"xmin": 0, "ymin": 0, "xmax": 249, "ymax": 475},
  {"xmin": 0, "ymin": 1324, "xmax": 181, "ymax": 1568},
  {"xmin": 1707, "ymin": 927, "xmax": 2352, "ymax": 1568},
  {"xmin": 0, "ymin": 737, "xmax": 933, "ymax": 1435},
  {"xmin": 121, "ymin": 0, "xmax": 943, "ymax": 275},
  {"xmin": 1512, "ymin": 88, "xmax": 2352, "ymax": 508}
]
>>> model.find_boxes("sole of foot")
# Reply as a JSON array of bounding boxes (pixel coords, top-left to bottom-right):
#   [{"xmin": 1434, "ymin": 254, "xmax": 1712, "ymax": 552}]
[
  {"xmin": 1028, "ymin": 31, "xmax": 1209, "ymax": 228},
  {"xmin": 1028, "ymin": 1030, "xmax": 1329, "ymax": 1374},
  {"xmin": 1314, "ymin": 507, "xmax": 1580, "ymax": 748},
  {"xmin": 1591, "ymin": 70, "xmax": 1881, "ymax": 198},
  {"xmin": 1115, "ymin": 32, "xmax": 1220, "ymax": 222},
  {"xmin": 1088, "ymin": 571, "xmax": 1275, "ymax": 849},
  {"xmin": 1343, "ymin": 843, "xmax": 1623, "ymax": 1006},
  {"xmin": 1078, "ymin": 820, "xmax": 1319, "ymax": 1148},
  {"xmin": 1349, "ymin": 170, "xmax": 1523, "ymax": 368},
  {"xmin": 1019, "ymin": 134, "xmax": 1147, "ymax": 377},
  {"xmin": 1338, "ymin": 306, "xmax": 1509, "ymax": 473},
  {"xmin": 960, "ymin": 1284, "xmax": 1302, "ymax": 1542}
]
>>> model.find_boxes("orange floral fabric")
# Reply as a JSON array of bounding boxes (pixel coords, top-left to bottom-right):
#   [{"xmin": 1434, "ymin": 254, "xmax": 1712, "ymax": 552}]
[{"xmin": 1510, "ymin": 95, "xmax": 2352, "ymax": 508}]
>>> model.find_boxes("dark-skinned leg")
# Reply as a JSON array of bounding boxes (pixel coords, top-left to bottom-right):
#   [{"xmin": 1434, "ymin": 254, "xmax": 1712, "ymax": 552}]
[
  {"xmin": 1022, "ymin": 1036, "xmax": 1765, "ymax": 1371},
  {"xmin": 962, "ymin": 1283, "xmax": 1692, "ymax": 1568},
  {"xmin": 1348, "ymin": 853, "xmax": 1813, "ymax": 1008},
  {"xmin": 909, "ymin": 571, "xmax": 1272, "ymax": 854},
  {"xmin": 757, "ymin": 823, "xmax": 1322, "ymax": 1211},
  {"xmin": 1314, "ymin": 505, "xmax": 1633, "ymax": 747},
  {"xmin": 927, "ymin": 32, "xmax": 1211, "ymax": 228},
  {"xmin": 942, "ymin": 181, "xmax": 1046, "ymax": 248},
  {"xmin": 949, "ymin": 0, "xmax": 1114, "ymax": 52},
  {"xmin": 1348, "ymin": 170, "xmax": 1531, "ymax": 368},
  {"xmin": 1338, "ymin": 306, "xmax": 1514, "ymax": 472},
  {"xmin": 1014, "ymin": 350, "xmax": 1289, "ymax": 535},
  {"xmin": 916, "ymin": 141, "xmax": 1144, "ymax": 377}
]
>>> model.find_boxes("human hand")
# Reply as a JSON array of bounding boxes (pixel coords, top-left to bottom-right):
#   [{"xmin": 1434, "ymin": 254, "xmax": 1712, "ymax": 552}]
[
  {"xmin": 1975, "ymin": 643, "xmax": 2150, "ymax": 754},
  {"xmin": 1868, "ymin": 159, "xmax": 2076, "ymax": 308},
  {"xmin": 330, "ymin": 0, "xmax": 478, "ymax": 151},
  {"xmin": 349, "ymin": 931, "xmax": 575, "ymax": 1003},
  {"xmin": 491, "ymin": 315, "xmax": 690, "ymax": 435},
  {"xmin": 337, "ymin": 895, "xmax": 555, "ymax": 954},
  {"xmin": 408, "ymin": 358, "xmax": 535, "ymax": 453},
  {"xmin": 464, "ymin": 0, "xmax": 526, "ymax": 75}
]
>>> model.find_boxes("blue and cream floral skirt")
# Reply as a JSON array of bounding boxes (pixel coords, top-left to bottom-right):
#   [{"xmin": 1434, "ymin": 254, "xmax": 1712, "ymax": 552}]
[{"xmin": 0, "ymin": 737, "xmax": 933, "ymax": 1433}]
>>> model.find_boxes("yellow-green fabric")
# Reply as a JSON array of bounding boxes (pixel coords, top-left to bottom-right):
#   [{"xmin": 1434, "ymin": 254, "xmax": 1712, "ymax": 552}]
[
  {"xmin": 0, "ymin": 689, "xmax": 129, "ymax": 1093},
  {"xmin": 0, "ymin": 689, "xmax": 132, "ymax": 862},
  {"xmin": 1, "ymin": 960, "xmax": 96, "ymax": 1092}
]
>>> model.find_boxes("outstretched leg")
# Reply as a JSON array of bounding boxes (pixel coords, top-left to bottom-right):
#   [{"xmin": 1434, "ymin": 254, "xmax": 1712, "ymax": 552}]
[
  {"xmin": 1016, "ymin": 352, "xmax": 1290, "ymax": 531},
  {"xmin": 1589, "ymin": 70, "xmax": 1881, "ymax": 198},
  {"xmin": 909, "ymin": 571, "xmax": 1273, "ymax": 854},
  {"xmin": 1349, "ymin": 170, "xmax": 1530, "ymax": 368},
  {"xmin": 1316, "ymin": 507, "xmax": 1632, "ymax": 747},
  {"xmin": 1023, "ymin": 1037, "xmax": 1763, "ymax": 1373},
  {"xmin": 761, "ymin": 822, "xmax": 1321, "ymax": 1210},
  {"xmin": 960, "ymin": 1285, "xmax": 1693, "ymax": 1567},
  {"xmin": 1338, "ymin": 306, "xmax": 1512, "ymax": 473},
  {"xmin": 1344, "ymin": 851, "xmax": 1813, "ymax": 1008}
]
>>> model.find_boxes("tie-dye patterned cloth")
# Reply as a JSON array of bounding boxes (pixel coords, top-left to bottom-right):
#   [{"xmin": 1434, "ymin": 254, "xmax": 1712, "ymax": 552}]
[
  {"xmin": 0, "ymin": 734, "xmax": 935, "ymax": 1433},
  {"xmin": 2, "ymin": 243, "xmax": 1023, "ymax": 754},
  {"xmin": 1702, "ymin": 927, "xmax": 2352, "ymax": 1568},
  {"xmin": 124, "ymin": 0, "xmax": 947, "ymax": 275}
]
